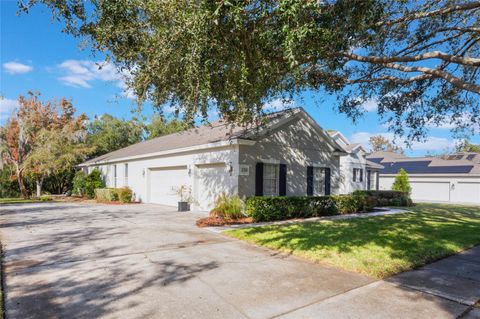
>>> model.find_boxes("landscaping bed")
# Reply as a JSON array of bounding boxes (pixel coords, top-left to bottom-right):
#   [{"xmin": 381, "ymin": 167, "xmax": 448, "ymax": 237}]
[
  {"xmin": 196, "ymin": 216, "xmax": 253, "ymax": 227},
  {"xmin": 225, "ymin": 203, "xmax": 480, "ymax": 279}
]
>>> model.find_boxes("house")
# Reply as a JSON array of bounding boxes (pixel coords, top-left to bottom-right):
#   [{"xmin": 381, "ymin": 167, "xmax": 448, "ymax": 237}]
[
  {"xmin": 79, "ymin": 108, "xmax": 376, "ymax": 210},
  {"xmin": 367, "ymin": 151, "xmax": 480, "ymax": 204},
  {"xmin": 328, "ymin": 131, "xmax": 383, "ymax": 193}
]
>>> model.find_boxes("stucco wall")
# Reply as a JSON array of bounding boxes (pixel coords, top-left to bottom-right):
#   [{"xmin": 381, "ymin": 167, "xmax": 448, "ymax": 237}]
[
  {"xmin": 237, "ymin": 116, "xmax": 342, "ymax": 197},
  {"xmin": 87, "ymin": 145, "xmax": 238, "ymax": 209},
  {"xmin": 338, "ymin": 151, "xmax": 368, "ymax": 194}
]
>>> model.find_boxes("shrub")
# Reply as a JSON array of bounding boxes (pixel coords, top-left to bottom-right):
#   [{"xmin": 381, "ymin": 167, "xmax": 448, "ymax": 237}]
[
  {"xmin": 211, "ymin": 193, "xmax": 245, "ymax": 219},
  {"xmin": 392, "ymin": 168, "xmax": 412, "ymax": 194},
  {"xmin": 40, "ymin": 195, "xmax": 53, "ymax": 201},
  {"xmin": 117, "ymin": 187, "xmax": 132, "ymax": 203},
  {"xmin": 95, "ymin": 188, "xmax": 118, "ymax": 202},
  {"xmin": 245, "ymin": 194, "xmax": 367, "ymax": 222},
  {"xmin": 72, "ymin": 170, "xmax": 87, "ymax": 196},
  {"xmin": 0, "ymin": 165, "xmax": 20, "ymax": 198},
  {"xmin": 84, "ymin": 169, "xmax": 105, "ymax": 199},
  {"xmin": 353, "ymin": 190, "xmax": 413, "ymax": 207}
]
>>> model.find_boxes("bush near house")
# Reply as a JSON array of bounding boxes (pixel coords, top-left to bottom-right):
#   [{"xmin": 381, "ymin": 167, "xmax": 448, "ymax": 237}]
[
  {"xmin": 94, "ymin": 187, "xmax": 132, "ymax": 203},
  {"xmin": 246, "ymin": 191, "xmax": 412, "ymax": 222},
  {"xmin": 392, "ymin": 168, "xmax": 412, "ymax": 194},
  {"xmin": 353, "ymin": 190, "xmax": 413, "ymax": 207},
  {"xmin": 83, "ymin": 169, "xmax": 105, "ymax": 199}
]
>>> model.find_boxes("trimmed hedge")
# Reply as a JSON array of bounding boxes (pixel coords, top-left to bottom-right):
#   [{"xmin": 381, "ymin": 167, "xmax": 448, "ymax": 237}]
[
  {"xmin": 352, "ymin": 190, "xmax": 413, "ymax": 207},
  {"xmin": 246, "ymin": 191, "xmax": 413, "ymax": 222},
  {"xmin": 246, "ymin": 194, "xmax": 368, "ymax": 222},
  {"xmin": 95, "ymin": 187, "xmax": 133, "ymax": 203}
]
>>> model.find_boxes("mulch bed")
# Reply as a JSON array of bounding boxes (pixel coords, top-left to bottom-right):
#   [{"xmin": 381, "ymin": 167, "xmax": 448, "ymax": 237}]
[{"xmin": 196, "ymin": 217, "xmax": 253, "ymax": 228}]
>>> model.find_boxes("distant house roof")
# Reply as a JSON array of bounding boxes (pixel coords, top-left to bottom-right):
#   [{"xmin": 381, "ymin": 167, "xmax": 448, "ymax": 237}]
[
  {"xmin": 81, "ymin": 108, "xmax": 347, "ymax": 166},
  {"xmin": 367, "ymin": 151, "xmax": 480, "ymax": 175}
]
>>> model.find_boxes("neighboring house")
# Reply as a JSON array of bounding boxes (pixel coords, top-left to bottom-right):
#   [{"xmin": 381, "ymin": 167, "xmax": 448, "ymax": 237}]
[
  {"xmin": 328, "ymin": 131, "xmax": 383, "ymax": 193},
  {"xmin": 367, "ymin": 151, "xmax": 480, "ymax": 205},
  {"xmin": 79, "ymin": 108, "xmax": 372, "ymax": 210}
]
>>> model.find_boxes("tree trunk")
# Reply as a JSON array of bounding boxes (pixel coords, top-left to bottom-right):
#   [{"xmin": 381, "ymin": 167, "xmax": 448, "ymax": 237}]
[
  {"xmin": 36, "ymin": 177, "xmax": 43, "ymax": 198},
  {"xmin": 16, "ymin": 166, "xmax": 28, "ymax": 199}
]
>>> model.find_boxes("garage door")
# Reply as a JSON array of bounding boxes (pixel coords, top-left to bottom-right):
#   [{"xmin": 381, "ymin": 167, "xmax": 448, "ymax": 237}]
[
  {"xmin": 195, "ymin": 163, "xmax": 228, "ymax": 211},
  {"xmin": 456, "ymin": 182, "xmax": 480, "ymax": 204},
  {"xmin": 410, "ymin": 181, "xmax": 450, "ymax": 202},
  {"xmin": 148, "ymin": 166, "xmax": 189, "ymax": 206}
]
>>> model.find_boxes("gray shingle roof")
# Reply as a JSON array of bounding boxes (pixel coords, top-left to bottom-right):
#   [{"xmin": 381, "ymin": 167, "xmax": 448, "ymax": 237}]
[{"xmin": 81, "ymin": 109, "xmax": 299, "ymax": 165}]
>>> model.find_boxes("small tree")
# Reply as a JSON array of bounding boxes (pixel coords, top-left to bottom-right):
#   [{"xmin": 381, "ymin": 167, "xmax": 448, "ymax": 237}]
[
  {"xmin": 392, "ymin": 168, "xmax": 411, "ymax": 194},
  {"xmin": 84, "ymin": 169, "xmax": 105, "ymax": 198}
]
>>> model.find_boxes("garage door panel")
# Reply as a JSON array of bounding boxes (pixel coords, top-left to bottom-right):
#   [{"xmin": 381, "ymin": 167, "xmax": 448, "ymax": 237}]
[
  {"xmin": 410, "ymin": 181, "xmax": 450, "ymax": 202},
  {"xmin": 149, "ymin": 166, "xmax": 189, "ymax": 206},
  {"xmin": 456, "ymin": 182, "xmax": 480, "ymax": 204},
  {"xmin": 195, "ymin": 163, "xmax": 228, "ymax": 211}
]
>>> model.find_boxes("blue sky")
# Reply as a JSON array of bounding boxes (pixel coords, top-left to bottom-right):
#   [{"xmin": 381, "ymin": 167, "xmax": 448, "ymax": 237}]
[{"xmin": 1, "ymin": 1, "xmax": 478, "ymax": 156}]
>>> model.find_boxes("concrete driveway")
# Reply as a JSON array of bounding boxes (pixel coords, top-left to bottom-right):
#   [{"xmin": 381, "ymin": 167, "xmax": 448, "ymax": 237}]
[{"xmin": 0, "ymin": 203, "xmax": 475, "ymax": 319}]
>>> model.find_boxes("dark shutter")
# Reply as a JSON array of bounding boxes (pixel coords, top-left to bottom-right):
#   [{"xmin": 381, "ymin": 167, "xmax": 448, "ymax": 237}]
[
  {"xmin": 360, "ymin": 169, "xmax": 364, "ymax": 182},
  {"xmin": 353, "ymin": 168, "xmax": 357, "ymax": 182},
  {"xmin": 324, "ymin": 167, "xmax": 331, "ymax": 195},
  {"xmin": 367, "ymin": 170, "xmax": 371, "ymax": 190},
  {"xmin": 255, "ymin": 162, "xmax": 264, "ymax": 196},
  {"xmin": 306, "ymin": 166, "xmax": 313, "ymax": 196},
  {"xmin": 279, "ymin": 164, "xmax": 287, "ymax": 196}
]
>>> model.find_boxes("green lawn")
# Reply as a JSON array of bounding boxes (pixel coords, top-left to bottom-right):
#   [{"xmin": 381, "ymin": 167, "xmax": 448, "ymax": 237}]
[
  {"xmin": 225, "ymin": 203, "xmax": 480, "ymax": 279},
  {"xmin": 0, "ymin": 198, "xmax": 40, "ymax": 204}
]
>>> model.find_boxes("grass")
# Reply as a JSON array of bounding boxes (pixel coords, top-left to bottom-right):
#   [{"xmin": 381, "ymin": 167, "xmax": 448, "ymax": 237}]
[
  {"xmin": 225, "ymin": 203, "xmax": 480, "ymax": 279},
  {"xmin": 0, "ymin": 197, "xmax": 41, "ymax": 204}
]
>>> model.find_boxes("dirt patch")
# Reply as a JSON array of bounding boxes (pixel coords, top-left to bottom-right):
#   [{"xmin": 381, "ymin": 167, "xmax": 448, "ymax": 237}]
[{"xmin": 196, "ymin": 217, "xmax": 253, "ymax": 228}]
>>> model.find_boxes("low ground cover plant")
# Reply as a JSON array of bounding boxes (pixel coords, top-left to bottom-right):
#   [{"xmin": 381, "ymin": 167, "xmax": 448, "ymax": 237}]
[{"xmin": 197, "ymin": 193, "xmax": 252, "ymax": 227}]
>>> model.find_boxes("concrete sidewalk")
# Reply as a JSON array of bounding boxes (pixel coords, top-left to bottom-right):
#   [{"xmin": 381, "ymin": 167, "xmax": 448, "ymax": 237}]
[{"xmin": 277, "ymin": 245, "xmax": 480, "ymax": 319}]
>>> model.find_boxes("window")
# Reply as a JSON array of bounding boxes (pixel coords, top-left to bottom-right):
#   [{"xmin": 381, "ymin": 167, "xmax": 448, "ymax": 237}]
[
  {"xmin": 263, "ymin": 164, "xmax": 279, "ymax": 196},
  {"xmin": 371, "ymin": 171, "xmax": 377, "ymax": 190},
  {"xmin": 124, "ymin": 163, "xmax": 128, "ymax": 186},
  {"xmin": 353, "ymin": 168, "xmax": 363, "ymax": 182},
  {"xmin": 313, "ymin": 167, "xmax": 325, "ymax": 196}
]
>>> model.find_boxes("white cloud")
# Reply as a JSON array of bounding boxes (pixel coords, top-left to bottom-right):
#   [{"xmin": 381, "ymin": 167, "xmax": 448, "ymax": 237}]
[
  {"xmin": 57, "ymin": 60, "xmax": 136, "ymax": 100},
  {"xmin": 3, "ymin": 62, "xmax": 33, "ymax": 74},
  {"xmin": 264, "ymin": 98, "xmax": 295, "ymax": 112},
  {"xmin": 0, "ymin": 97, "xmax": 19, "ymax": 120},
  {"xmin": 350, "ymin": 131, "xmax": 457, "ymax": 152},
  {"xmin": 359, "ymin": 98, "xmax": 378, "ymax": 112}
]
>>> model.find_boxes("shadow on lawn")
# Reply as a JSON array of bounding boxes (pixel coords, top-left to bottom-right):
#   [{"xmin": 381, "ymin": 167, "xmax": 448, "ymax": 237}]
[
  {"xmin": 2, "ymin": 203, "xmax": 219, "ymax": 319},
  {"xmin": 234, "ymin": 204, "xmax": 480, "ymax": 276}
]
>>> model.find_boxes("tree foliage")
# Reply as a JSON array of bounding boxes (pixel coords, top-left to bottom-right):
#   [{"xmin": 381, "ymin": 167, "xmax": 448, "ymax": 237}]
[
  {"xmin": 22, "ymin": 0, "xmax": 480, "ymax": 140},
  {"xmin": 146, "ymin": 115, "xmax": 192, "ymax": 140},
  {"xmin": 87, "ymin": 114, "xmax": 144, "ymax": 158},
  {"xmin": 0, "ymin": 92, "xmax": 88, "ymax": 197},
  {"xmin": 392, "ymin": 168, "xmax": 411, "ymax": 194},
  {"xmin": 456, "ymin": 140, "xmax": 480, "ymax": 153},
  {"xmin": 369, "ymin": 135, "xmax": 404, "ymax": 153}
]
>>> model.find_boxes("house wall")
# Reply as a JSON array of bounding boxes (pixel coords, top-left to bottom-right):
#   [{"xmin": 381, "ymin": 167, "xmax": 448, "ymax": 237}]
[
  {"xmin": 379, "ymin": 174, "xmax": 480, "ymax": 204},
  {"xmin": 338, "ymin": 151, "xmax": 368, "ymax": 194},
  {"xmin": 87, "ymin": 145, "xmax": 239, "ymax": 210},
  {"xmin": 237, "ymin": 116, "xmax": 342, "ymax": 197}
]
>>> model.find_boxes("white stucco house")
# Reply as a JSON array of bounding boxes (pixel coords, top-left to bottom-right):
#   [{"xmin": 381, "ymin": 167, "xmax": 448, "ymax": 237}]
[
  {"xmin": 79, "ymin": 108, "xmax": 379, "ymax": 210},
  {"xmin": 328, "ymin": 131, "xmax": 383, "ymax": 194},
  {"xmin": 367, "ymin": 151, "xmax": 480, "ymax": 205}
]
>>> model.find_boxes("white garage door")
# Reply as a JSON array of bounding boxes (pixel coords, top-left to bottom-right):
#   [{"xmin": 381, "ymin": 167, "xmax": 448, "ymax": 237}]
[
  {"xmin": 456, "ymin": 182, "xmax": 480, "ymax": 204},
  {"xmin": 195, "ymin": 163, "xmax": 229, "ymax": 211},
  {"xmin": 148, "ymin": 166, "xmax": 189, "ymax": 206},
  {"xmin": 410, "ymin": 181, "xmax": 450, "ymax": 202}
]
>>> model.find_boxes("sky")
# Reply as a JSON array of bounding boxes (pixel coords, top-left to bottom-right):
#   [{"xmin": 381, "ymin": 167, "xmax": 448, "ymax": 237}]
[{"xmin": 1, "ymin": 1, "xmax": 478, "ymax": 156}]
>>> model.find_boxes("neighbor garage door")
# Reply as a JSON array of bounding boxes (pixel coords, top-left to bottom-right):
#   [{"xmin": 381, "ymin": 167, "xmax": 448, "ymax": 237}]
[
  {"xmin": 195, "ymin": 163, "xmax": 228, "ymax": 211},
  {"xmin": 148, "ymin": 166, "xmax": 189, "ymax": 206},
  {"xmin": 410, "ymin": 181, "xmax": 450, "ymax": 202}
]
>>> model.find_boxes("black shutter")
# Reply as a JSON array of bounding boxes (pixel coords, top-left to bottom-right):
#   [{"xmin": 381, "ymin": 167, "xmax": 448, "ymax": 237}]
[
  {"xmin": 279, "ymin": 164, "xmax": 287, "ymax": 196},
  {"xmin": 353, "ymin": 168, "xmax": 356, "ymax": 182},
  {"xmin": 255, "ymin": 163, "xmax": 264, "ymax": 196},
  {"xmin": 360, "ymin": 169, "xmax": 364, "ymax": 182},
  {"xmin": 324, "ymin": 167, "xmax": 331, "ymax": 195},
  {"xmin": 306, "ymin": 166, "xmax": 313, "ymax": 196},
  {"xmin": 367, "ymin": 170, "xmax": 371, "ymax": 190}
]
